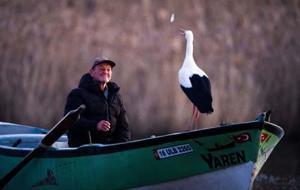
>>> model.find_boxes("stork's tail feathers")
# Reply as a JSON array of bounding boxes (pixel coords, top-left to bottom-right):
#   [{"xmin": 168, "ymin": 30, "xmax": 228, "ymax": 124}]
[{"xmin": 196, "ymin": 105, "xmax": 214, "ymax": 114}]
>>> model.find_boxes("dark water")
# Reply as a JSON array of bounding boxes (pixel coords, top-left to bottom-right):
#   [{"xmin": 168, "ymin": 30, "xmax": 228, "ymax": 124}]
[{"xmin": 253, "ymin": 140, "xmax": 300, "ymax": 190}]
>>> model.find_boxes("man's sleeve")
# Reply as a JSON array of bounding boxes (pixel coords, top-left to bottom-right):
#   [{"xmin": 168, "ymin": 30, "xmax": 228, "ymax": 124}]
[{"xmin": 64, "ymin": 89, "xmax": 97, "ymax": 132}]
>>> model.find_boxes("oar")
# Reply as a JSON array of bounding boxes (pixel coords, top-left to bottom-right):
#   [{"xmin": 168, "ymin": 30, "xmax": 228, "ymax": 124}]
[{"xmin": 0, "ymin": 104, "xmax": 86, "ymax": 189}]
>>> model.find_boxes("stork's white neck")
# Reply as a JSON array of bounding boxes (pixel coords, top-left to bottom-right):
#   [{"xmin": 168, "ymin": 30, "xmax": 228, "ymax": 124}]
[{"xmin": 185, "ymin": 36, "xmax": 193, "ymax": 59}]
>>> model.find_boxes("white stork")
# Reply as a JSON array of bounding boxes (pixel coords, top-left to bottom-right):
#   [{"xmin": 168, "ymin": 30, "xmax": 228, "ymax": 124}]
[{"xmin": 178, "ymin": 29, "xmax": 214, "ymax": 125}]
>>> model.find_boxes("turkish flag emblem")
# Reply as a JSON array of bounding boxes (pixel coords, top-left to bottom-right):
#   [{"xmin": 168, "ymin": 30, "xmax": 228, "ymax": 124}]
[
  {"xmin": 261, "ymin": 132, "xmax": 270, "ymax": 142},
  {"xmin": 233, "ymin": 133, "xmax": 251, "ymax": 143}
]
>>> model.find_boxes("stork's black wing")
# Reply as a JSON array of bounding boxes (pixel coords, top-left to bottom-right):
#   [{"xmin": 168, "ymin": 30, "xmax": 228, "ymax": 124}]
[{"xmin": 180, "ymin": 74, "xmax": 214, "ymax": 113}]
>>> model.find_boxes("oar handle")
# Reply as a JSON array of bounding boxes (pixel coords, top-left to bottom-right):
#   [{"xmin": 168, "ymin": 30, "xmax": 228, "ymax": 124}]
[
  {"xmin": 0, "ymin": 104, "xmax": 85, "ymax": 189},
  {"xmin": 41, "ymin": 104, "xmax": 86, "ymax": 147}
]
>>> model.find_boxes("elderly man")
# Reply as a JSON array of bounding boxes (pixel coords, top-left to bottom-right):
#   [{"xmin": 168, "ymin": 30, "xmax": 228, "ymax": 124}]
[{"xmin": 64, "ymin": 58, "xmax": 130, "ymax": 147}]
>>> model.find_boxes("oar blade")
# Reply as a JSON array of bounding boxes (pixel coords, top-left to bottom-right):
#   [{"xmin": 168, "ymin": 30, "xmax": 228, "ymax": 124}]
[{"xmin": 0, "ymin": 104, "xmax": 85, "ymax": 189}]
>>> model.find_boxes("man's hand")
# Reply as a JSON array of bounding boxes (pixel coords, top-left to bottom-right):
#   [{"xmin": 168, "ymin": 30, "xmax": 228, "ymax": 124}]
[{"xmin": 97, "ymin": 120, "xmax": 111, "ymax": 132}]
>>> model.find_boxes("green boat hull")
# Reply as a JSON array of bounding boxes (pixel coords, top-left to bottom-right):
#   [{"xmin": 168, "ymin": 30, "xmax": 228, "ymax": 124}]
[{"xmin": 0, "ymin": 121, "xmax": 284, "ymax": 190}]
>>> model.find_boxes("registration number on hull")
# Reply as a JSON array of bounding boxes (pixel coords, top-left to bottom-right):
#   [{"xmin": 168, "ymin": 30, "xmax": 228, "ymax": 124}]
[{"xmin": 154, "ymin": 144, "xmax": 193, "ymax": 159}]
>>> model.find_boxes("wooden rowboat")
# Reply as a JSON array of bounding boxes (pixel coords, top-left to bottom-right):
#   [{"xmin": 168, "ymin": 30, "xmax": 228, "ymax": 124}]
[{"xmin": 0, "ymin": 113, "xmax": 284, "ymax": 190}]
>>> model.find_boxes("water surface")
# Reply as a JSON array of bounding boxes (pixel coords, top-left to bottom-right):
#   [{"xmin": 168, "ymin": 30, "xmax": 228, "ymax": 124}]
[{"xmin": 253, "ymin": 140, "xmax": 299, "ymax": 190}]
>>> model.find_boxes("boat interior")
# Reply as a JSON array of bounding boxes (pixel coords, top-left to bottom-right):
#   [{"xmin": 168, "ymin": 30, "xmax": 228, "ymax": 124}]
[{"xmin": 0, "ymin": 134, "xmax": 69, "ymax": 149}]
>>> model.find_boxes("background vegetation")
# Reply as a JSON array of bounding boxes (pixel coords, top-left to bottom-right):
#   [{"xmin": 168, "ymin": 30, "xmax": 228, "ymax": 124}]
[{"xmin": 0, "ymin": 0, "xmax": 299, "ymax": 140}]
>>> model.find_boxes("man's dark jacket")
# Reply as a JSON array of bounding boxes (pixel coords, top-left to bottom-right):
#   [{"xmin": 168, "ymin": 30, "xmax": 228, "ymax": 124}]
[{"xmin": 64, "ymin": 73, "xmax": 130, "ymax": 147}]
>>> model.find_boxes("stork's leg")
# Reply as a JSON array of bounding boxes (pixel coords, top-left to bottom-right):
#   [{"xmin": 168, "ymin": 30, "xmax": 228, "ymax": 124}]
[
  {"xmin": 191, "ymin": 106, "xmax": 196, "ymax": 129},
  {"xmin": 192, "ymin": 105, "xmax": 197, "ymax": 119},
  {"xmin": 195, "ymin": 108, "xmax": 200, "ymax": 128},
  {"xmin": 191, "ymin": 106, "xmax": 201, "ymax": 129}
]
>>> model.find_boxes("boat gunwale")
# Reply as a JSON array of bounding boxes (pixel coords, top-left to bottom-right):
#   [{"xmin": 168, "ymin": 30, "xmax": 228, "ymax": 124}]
[{"xmin": 0, "ymin": 121, "xmax": 283, "ymax": 158}]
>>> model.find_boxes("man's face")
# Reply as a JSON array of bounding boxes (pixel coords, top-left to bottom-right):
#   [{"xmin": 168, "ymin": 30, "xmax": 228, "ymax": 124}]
[{"xmin": 90, "ymin": 63, "xmax": 112, "ymax": 83}]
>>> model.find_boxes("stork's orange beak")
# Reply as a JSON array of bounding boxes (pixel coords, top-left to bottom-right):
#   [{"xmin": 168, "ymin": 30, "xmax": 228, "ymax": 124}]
[{"xmin": 178, "ymin": 28, "xmax": 186, "ymax": 35}]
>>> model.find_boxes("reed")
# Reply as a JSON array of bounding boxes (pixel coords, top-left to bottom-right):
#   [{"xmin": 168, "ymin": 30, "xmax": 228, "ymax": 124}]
[{"xmin": 0, "ymin": 0, "xmax": 299, "ymax": 138}]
